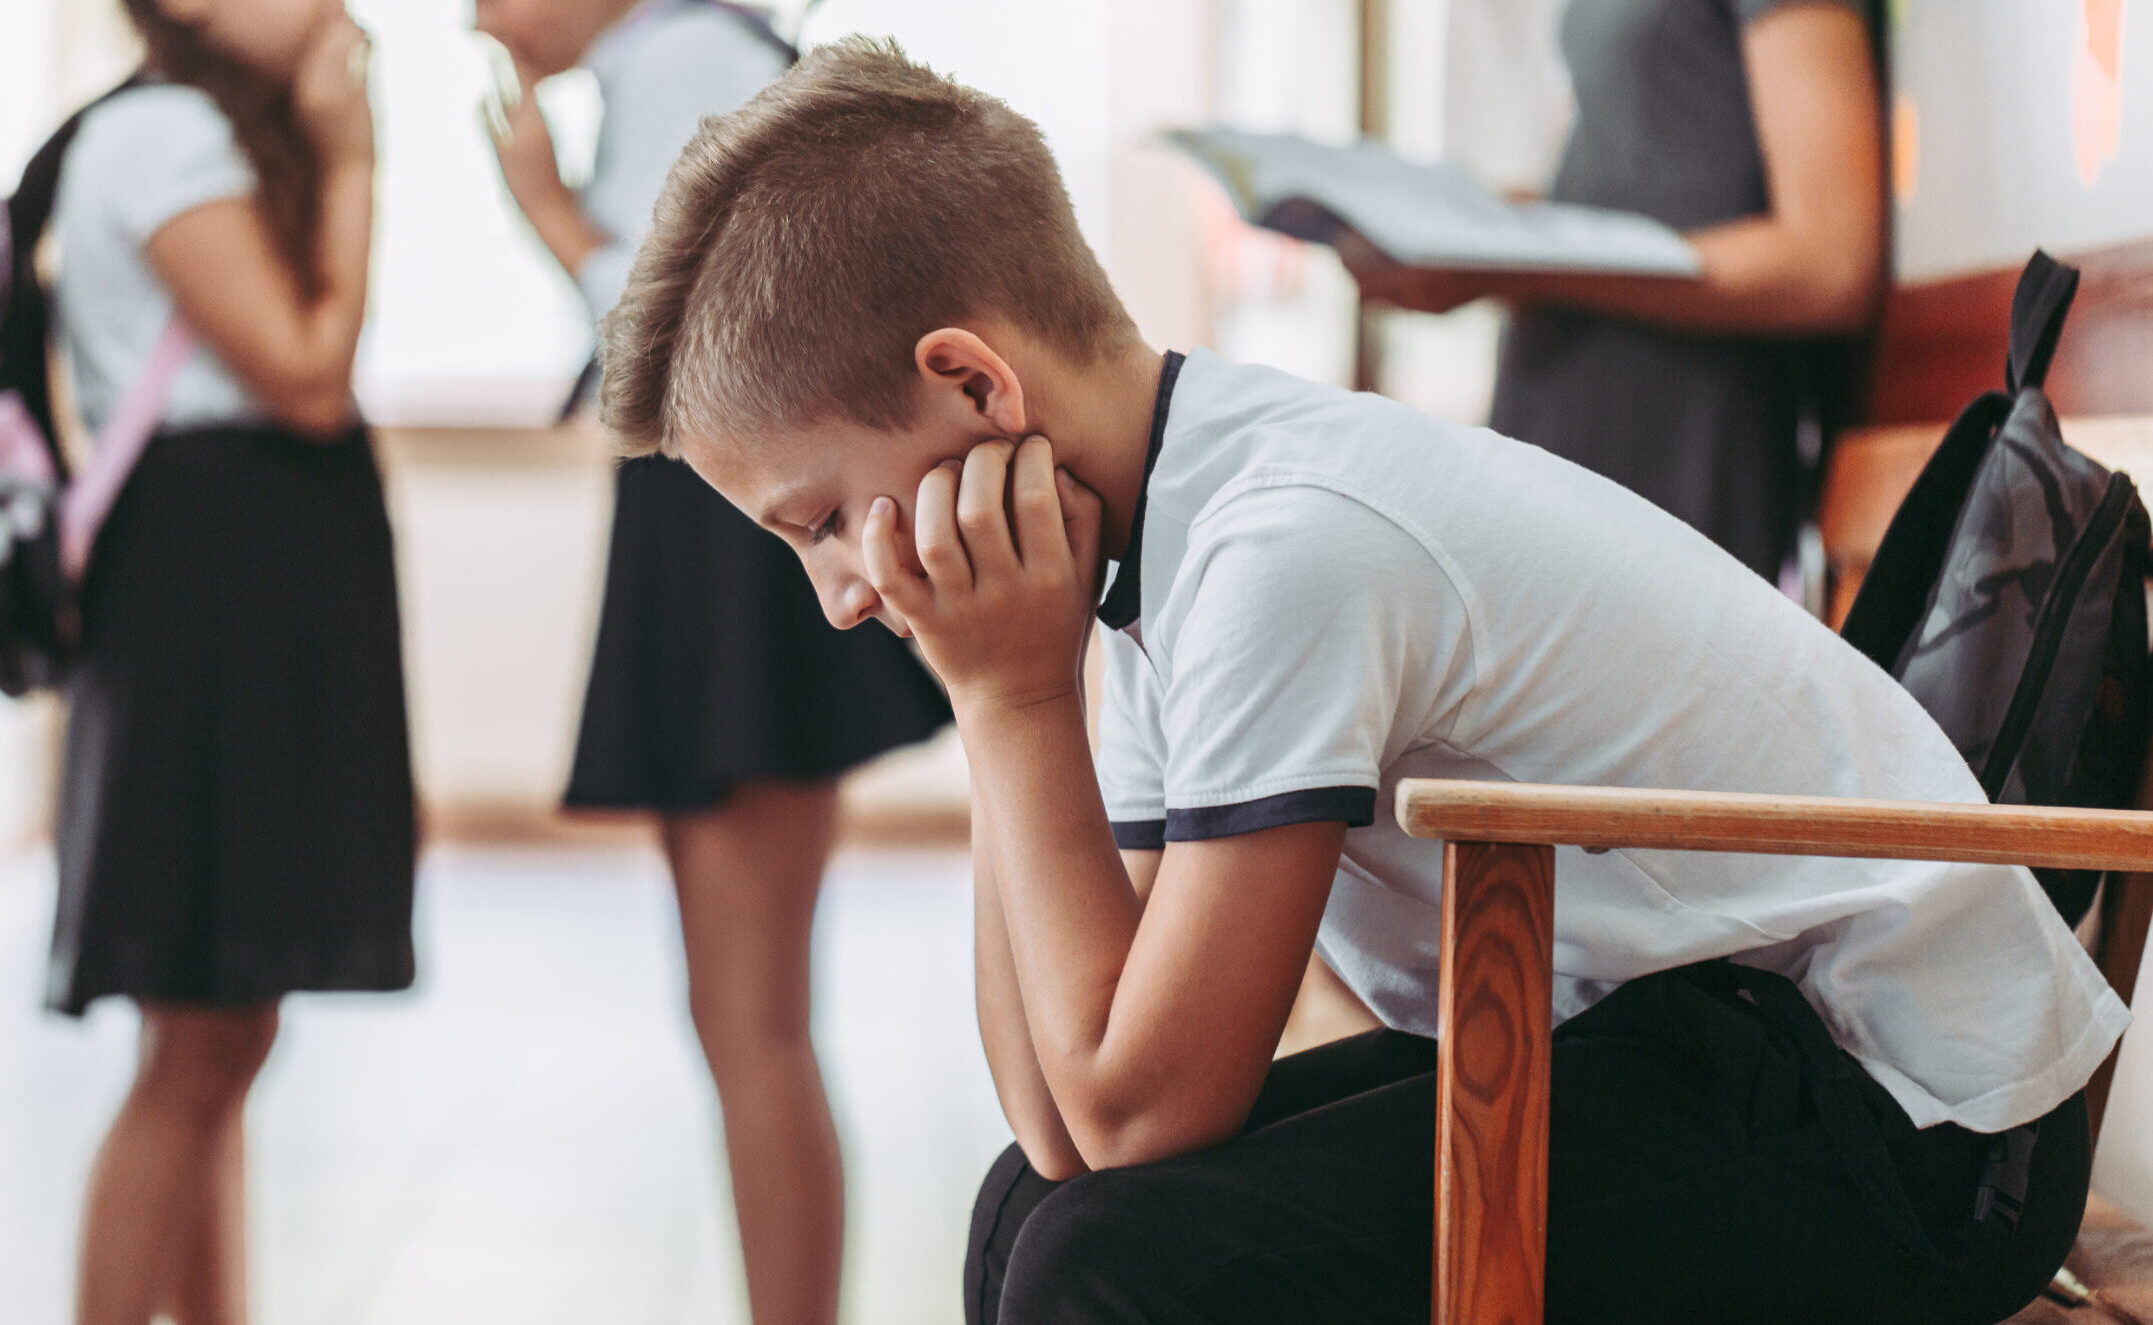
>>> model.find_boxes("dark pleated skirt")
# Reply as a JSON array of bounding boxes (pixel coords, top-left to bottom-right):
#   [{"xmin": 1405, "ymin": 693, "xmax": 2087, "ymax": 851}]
[
  {"xmin": 563, "ymin": 455, "xmax": 951, "ymax": 812},
  {"xmin": 46, "ymin": 423, "xmax": 417, "ymax": 1016}
]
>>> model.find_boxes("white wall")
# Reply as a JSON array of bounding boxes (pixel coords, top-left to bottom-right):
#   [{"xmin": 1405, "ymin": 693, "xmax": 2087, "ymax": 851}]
[{"xmin": 1893, "ymin": 0, "xmax": 2153, "ymax": 280}]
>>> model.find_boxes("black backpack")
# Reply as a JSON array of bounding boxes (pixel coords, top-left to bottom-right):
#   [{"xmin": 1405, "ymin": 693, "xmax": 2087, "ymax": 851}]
[
  {"xmin": 1841, "ymin": 251, "xmax": 2152, "ymax": 926},
  {"xmin": 0, "ymin": 76, "xmax": 144, "ymax": 695}
]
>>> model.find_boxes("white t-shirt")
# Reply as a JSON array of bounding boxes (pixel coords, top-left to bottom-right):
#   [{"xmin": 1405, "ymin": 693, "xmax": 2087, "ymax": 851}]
[
  {"xmin": 53, "ymin": 84, "xmax": 261, "ymax": 437},
  {"xmin": 577, "ymin": 0, "xmax": 791, "ymax": 318},
  {"xmin": 1096, "ymin": 346, "xmax": 2130, "ymax": 1135}
]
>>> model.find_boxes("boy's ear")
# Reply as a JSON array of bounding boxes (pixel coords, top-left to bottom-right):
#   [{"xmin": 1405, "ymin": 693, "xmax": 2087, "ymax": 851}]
[{"xmin": 914, "ymin": 328, "xmax": 1027, "ymax": 438}]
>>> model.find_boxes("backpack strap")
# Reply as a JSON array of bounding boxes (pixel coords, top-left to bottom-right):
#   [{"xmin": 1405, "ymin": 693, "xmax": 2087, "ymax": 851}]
[
  {"xmin": 1, "ymin": 73, "xmax": 148, "ymax": 472},
  {"xmin": 2005, "ymin": 249, "xmax": 2080, "ymax": 396},
  {"xmin": 1838, "ymin": 390, "xmax": 2014, "ymax": 671},
  {"xmin": 58, "ymin": 317, "xmax": 194, "ymax": 581}
]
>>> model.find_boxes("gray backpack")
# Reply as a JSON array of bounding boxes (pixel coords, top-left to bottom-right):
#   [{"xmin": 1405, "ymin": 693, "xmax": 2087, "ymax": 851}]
[{"xmin": 1841, "ymin": 251, "xmax": 2151, "ymax": 926}]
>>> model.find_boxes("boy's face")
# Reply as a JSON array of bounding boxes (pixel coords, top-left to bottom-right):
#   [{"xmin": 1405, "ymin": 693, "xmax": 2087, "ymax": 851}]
[{"xmin": 679, "ymin": 409, "xmax": 994, "ymax": 639}]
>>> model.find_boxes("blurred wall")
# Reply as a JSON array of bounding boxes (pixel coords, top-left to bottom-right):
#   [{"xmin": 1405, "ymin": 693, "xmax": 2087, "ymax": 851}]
[{"xmin": 1892, "ymin": 0, "xmax": 2151, "ymax": 280}]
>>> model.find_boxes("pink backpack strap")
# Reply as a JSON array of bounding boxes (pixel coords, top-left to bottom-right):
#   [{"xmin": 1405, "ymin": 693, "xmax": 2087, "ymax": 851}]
[{"xmin": 59, "ymin": 317, "xmax": 193, "ymax": 580}]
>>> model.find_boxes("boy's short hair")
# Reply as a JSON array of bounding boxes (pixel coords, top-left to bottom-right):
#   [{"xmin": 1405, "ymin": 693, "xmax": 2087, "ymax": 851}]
[{"xmin": 601, "ymin": 37, "xmax": 1138, "ymax": 458}]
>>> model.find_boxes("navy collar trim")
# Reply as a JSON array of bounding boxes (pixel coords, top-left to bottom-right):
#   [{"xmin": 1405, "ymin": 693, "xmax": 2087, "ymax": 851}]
[{"xmin": 1097, "ymin": 350, "xmax": 1185, "ymax": 631}]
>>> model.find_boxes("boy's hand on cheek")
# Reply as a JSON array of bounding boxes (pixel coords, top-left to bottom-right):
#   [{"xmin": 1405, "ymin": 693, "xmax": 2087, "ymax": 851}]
[{"xmin": 862, "ymin": 437, "xmax": 1102, "ymax": 717}]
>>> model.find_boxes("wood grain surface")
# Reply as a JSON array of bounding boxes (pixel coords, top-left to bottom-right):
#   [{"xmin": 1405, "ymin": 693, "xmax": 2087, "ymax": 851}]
[
  {"xmin": 1436, "ymin": 841, "xmax": 1554, "ymax": 1325},
  {"xmin": 1398, "ymin": 781, "xmax": 2153, "ymax": 873}
]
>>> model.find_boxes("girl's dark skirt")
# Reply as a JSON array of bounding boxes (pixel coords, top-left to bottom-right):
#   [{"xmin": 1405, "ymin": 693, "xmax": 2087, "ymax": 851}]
[
  {"xmin": 563, "ymin": 455, "xmax": 951, "ymax": 813},
  {"xmin": 46, "ymin": 424, "xmax": 416, "ymax": 1017}
]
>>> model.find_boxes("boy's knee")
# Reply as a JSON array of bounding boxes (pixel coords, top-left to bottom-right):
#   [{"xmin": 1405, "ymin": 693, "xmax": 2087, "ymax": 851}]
[
  {"xmin": 967, "ymin": 1142, "xmax": 1062, "ymax": 1325},
  {"xmin": 999, "ymin": 1170, "xmax": 1174, "ymax": 1324}
]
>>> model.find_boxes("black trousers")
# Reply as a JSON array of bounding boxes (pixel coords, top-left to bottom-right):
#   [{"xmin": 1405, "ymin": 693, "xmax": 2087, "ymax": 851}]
[{"xmin": 966, "ymin": 963, "xmax": 2090, "ymax": 1324}]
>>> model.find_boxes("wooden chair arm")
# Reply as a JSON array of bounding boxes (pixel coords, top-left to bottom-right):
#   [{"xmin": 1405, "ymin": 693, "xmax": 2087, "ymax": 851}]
[
  {"xmin": 1396, "ymin": 780, "xmax": 2153, "ymax": 872},
  {"xmin": 1400, "ymin": 780, "xmax": 2153, "ymax": 1323}
]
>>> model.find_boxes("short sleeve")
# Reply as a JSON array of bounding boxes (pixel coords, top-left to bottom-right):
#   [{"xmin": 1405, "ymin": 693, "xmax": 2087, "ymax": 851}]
[
  {"xmin": 84, "ymin": 86, "xmax": 256, "ymax": 248},
  {"xmin": 1154, "ymin": 485, "xmax": 1470, "ymax": 842},
  {"xmin": 1097, "ymin": 626, "xmax": 1168, "ymax": 849}
]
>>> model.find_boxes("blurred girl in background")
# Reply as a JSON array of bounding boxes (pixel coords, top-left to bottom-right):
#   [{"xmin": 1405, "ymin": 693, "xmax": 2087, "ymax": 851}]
[
  {"xmin": 472, "ymin": 3, "xmax": 951, "ymax": 1320},
  {"xmin": 45, "ymin": 1, "xmax": 414, "ymax": 1322}
]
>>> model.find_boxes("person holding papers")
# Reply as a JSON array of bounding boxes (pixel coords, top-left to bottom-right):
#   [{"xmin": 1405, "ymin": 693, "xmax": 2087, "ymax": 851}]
[{"xmin": 1343, "ymin": 0, "xmax": 1885, "ymax": 581}]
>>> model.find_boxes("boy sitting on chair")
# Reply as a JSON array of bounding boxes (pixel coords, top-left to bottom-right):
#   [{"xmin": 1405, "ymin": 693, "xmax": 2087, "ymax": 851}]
[{"xmin": 598, "ymin": 38, "xmax": 2127, "ymax": 1325}]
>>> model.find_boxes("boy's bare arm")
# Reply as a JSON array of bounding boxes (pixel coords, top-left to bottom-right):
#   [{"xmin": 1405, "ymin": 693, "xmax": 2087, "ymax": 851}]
[
  {"xmin": 975, "ymin": 840, "xmax": 1163, "ymax": 1180},
  {"xmin": 867, "ymin": 438, "xmax": 1340, "ymax": 1170},
  {"xmin": 972, "ymin": 817, "xmax": 1088, "ymax": 1180},
  {"xmin": 966, "ymin": 703, "xmax": 1340, "ymax": 1168}
]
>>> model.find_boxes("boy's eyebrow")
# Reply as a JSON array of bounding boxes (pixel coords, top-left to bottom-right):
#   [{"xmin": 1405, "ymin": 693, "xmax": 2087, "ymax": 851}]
[{"xmin": 754, "ymin": 484, "xmax": 814, "ymax": 529}]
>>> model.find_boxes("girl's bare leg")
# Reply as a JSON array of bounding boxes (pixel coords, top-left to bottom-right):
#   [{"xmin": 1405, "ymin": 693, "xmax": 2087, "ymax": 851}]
[
  {"xmin": 162, "ymin": 1108, "xmax": 249, "ymax": 1325},
  {"xmin": 75, "ymin": 1003, "xmax": 277, "ymax": 1325},
  {"xmin": 663, "ymin": 779, "xmax": 844, "ymax": 1325}
]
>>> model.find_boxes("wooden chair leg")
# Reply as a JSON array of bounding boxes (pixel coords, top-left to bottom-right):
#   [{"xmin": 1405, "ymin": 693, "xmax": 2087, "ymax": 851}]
[
  {"xmin": 1436, "ymin": 841, "xmax": 1556, "ymax": 1325},
  {"xmin": 2088, "ymin": 871, "xmax": 2153, "ymax": 1143}
]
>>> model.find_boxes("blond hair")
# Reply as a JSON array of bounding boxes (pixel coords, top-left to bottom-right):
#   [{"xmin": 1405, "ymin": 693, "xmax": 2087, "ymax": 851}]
[{"xmin": 601, "ymin": 37, "xmax": 1137, "ymax": 457}]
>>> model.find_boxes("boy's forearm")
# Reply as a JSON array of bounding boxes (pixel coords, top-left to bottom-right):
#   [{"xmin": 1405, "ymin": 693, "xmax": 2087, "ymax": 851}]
[
  {"xmin": 972, "ymin": 830, "xmax": 1088, "ymax": 1180},
  {"xmin": 959, "ymin": 692, "xmax": 1145, "ymax": 1138}
]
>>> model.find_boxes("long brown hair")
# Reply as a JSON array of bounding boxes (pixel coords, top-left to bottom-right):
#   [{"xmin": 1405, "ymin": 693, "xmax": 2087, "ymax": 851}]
[{"xmin": 121, "ymin": 0, "xmax": 323, "ymax": 295}]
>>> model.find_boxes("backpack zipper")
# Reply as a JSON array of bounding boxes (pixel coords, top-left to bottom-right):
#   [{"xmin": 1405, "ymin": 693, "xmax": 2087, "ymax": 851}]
[{"xmin": 1981, "ymin": 471, "xmax": 2138, "ymax": 798}]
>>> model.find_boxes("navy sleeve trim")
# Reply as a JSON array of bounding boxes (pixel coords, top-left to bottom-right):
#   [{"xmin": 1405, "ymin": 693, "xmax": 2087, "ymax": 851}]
[
  {"xmin": 1163, "ymin": 787, "xmax": 1377, "ymax": 842},
  {"xmin": 1110, "ymin": 819, "xmax": 1168, "ymax": 850}
]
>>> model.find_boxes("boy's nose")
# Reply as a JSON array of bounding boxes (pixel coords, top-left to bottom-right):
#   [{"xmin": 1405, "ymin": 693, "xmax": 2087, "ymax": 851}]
[{"xmin": 821, "ymin": 576, "xmax": 880, "ymax": 632}]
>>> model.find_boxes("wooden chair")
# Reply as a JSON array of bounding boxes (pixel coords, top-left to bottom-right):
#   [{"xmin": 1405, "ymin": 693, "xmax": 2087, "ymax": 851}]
[{"xmin": 1398, "ymin": 778, "xmax": 2153, "ymax": 1325}]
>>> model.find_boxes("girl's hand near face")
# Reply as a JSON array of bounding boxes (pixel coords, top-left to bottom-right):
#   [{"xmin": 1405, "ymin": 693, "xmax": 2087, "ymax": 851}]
[
  {"xmin": 863, "ymin": 436, "xmax": 1104, "ymax": 715},
  {"xmin": 475, "ymin": 46, "xmax": 604, "ymax": 277},
  {"xmin": 483, "ymin": 58, "xmax": 571, "ymax": 223},
  {"xmin": 293, "ymin": 15, "xmax": 375, "ymax": 168}
]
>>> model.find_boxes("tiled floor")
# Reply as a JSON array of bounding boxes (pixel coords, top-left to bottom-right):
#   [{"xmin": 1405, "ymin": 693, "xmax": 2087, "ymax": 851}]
[{"xmin": 0, "ymin": 844, "xmax": 1010, "ymax": 1324}]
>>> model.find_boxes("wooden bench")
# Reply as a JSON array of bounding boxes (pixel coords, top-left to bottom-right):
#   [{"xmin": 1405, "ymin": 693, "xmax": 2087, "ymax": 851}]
[{"xmin": 1399, "ymin": 778, "xmax": 2153, "ymax": 1324}]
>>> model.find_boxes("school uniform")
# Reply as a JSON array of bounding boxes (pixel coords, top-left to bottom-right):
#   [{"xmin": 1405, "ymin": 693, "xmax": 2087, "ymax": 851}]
[
  {"xmin": 965, "ymin": 349, "xmax": 2127, "ymax": 1323},
  {"xmin": 562, "ymin": 1, "xmax": 950, "ymax": 810},
  {"xmin": 45, "ymin": 85, "xmax": 415, "ymax": 1015}
]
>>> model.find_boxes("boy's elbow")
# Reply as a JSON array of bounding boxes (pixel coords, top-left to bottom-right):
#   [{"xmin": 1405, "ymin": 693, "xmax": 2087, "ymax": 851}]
[
  {"xmin": 1064, "ymin": 1096, "xmax": 1242, "ymax": 1173},
  {"xmin": 1008, "ymin": 1113, "xmax": 1091, "ymax": 1183},
  {"xmin": 1023, "ymin": 1146, "xmax": 1090, "ymax": 1184}
]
